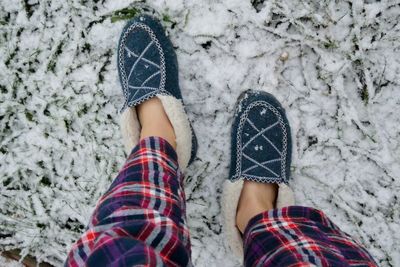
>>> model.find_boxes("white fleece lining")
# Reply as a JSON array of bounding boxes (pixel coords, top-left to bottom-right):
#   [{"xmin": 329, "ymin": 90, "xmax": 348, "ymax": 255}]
[
  {"xmin": 222, "ymin": 180, "xmax": 295, "ymax": 261},
  {"xmin": 120, "ymin": 106, "xmax": 141, "ymax": 155},
  {"xmin": 119, "ymin": 94, "xmax": 192, "ymax": 170},
  {"xmin": 222, "ymin": 179, "xmax": 245, "ymax": 258}
]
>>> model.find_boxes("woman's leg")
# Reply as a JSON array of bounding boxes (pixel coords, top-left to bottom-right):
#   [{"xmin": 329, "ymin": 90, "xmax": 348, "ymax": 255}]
[
  {"xmin": 65, "ymin": 100, "xmax": 191, "ymax": 266},
  {"xmin": 236, "ymin": 163, "xmax": 377, "ymax": 266}
]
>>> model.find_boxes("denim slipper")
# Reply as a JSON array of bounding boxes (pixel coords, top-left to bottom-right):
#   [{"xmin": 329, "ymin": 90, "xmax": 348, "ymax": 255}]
[
  {"xmin": 223, "ymin": 89, "xmax": 295, "ymax": 260},
  {"xmin": 117, "ymin": 15, "xmax": 197, "ymax": 170}
]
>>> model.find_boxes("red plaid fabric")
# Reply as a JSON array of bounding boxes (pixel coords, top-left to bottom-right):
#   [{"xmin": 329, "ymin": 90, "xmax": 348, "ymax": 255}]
[
  {"xmin": 64, "ymin": 136, "xmax": 377, "ymax": 267},
  {"xmin": 243, "ymin": 206, "xmax": 378, "ymax": 267},
  {"xmin": 65, "ymin": 137, "xmax": 191, "ymax": 267}
]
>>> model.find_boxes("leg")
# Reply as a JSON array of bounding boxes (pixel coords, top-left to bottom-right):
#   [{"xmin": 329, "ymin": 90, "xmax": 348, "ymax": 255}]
[
  {"xmin": 236, "ymin": 180, "xmax": 277, "ymax": 233},
  {"xmin": 237, "ymin": 179, "xmax": 377, "ymax": 266},
  {"xmin": 65, "ymin": 98, "xmax": 191, "ymax": 266},
  {"xmin": 65, "ymin": 136, "xmax": 191, "ymax": 266},
  {"xmin": 137, "ymin": 97, "xmax": 176, "ymax": 149}
]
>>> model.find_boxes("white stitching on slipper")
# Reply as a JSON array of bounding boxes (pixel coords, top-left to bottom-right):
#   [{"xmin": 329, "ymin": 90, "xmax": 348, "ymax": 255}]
[
  {"xmin": 118, "ymin": 22, "xmax": 167, "ymax": 110},
  {"xmin": 233, "ymin": 101, "xmax": 288, "ymax": 183}
]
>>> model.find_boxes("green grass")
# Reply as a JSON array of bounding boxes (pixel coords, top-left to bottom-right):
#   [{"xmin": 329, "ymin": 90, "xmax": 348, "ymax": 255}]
[
  {"xmin": 360, "ymin": 85, "xmax": 369, "ymax": 105},
  {"xmin": 47, "ymin": 42, "xmax": 64, "ymax": 73},
  {"xmin": 323, "ymin": 39, "xmax": 338, "ymax": 49},
  {"xmin": 111, "ymin": 7, "xmax": 140, "ymax": 23}
]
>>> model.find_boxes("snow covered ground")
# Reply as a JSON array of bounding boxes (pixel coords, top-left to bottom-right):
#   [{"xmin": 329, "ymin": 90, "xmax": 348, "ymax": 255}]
[
  {"xmin": 0, "ymin": 255, "xmax": 22, "ymax": 267},
  {"xmin": 1, "ymin": 0, "xmax": 399, "ymax": 266}
]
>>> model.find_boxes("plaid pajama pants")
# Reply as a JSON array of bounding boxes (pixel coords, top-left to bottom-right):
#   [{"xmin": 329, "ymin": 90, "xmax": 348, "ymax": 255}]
[
  {"xmin": 65, "ymin": 137, "xmax": 377, "ymax": 267},
  {"xmin": 244, "ymin": 208, "xmax": 377, "ymax": 267}
]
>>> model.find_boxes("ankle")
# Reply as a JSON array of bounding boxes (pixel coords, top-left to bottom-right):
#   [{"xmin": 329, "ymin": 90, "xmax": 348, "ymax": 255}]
[
  {"xmin": 136, "ymin": 98, "xmax": 177, "ymax": 149},
  {"xmin": 235, "ymin": 181, "xmax": 278, "ymax": 233},
  {"xmin": 236, "ymin": 203, "xmax": 271, "ymax": 233}
]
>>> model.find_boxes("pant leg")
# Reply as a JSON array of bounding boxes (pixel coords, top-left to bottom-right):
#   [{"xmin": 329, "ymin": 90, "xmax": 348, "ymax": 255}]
[
  {"xmin": 65, "ymin": 137, "xmax": 191, "ymax": 267},
  {"xmin": 243, "ymin": 206, "xmax": 377, "ymax": 267}
]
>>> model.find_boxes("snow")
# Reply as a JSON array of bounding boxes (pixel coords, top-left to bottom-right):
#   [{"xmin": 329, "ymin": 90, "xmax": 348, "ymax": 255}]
[
  {"xmin": 0, "ymin": 0, "xmax": 399, "ymax": 266},
  {"xmin": 0, "ymin": 256, "xmax": 23, "ymax": 267}
]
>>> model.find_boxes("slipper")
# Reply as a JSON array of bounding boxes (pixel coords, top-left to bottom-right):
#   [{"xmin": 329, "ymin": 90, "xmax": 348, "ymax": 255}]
[
  {"xmin": 117, "ymin": 15, "xmax": 197, "ymax": 170},
  {"xmin": 223, "ymin": 89, "xmax": 295, "ymax": 259}
]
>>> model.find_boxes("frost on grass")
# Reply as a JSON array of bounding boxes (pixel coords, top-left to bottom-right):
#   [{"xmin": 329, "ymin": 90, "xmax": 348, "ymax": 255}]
[{"xmin": 0, "ymin": 0, "xmax": 399, "ymax": 266}]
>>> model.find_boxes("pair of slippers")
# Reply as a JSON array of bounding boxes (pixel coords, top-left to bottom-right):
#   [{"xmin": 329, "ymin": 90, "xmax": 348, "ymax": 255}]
[{"xmin": 117, "ymin": 15, "xmax": 295, "ymax": 260}]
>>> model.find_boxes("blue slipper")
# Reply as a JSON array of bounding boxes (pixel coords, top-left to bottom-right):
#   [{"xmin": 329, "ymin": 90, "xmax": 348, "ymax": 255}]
[
  {"xmin": 223, "ymin": 89, "xmax": 295, "ymax": 259},
  {"xmin": 230, "ymin": 89, "xmax": 292, "ymax": 183},
  {"xmin": 117, "ymin": 15, "xmax": 197, "ymax": 169}
]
